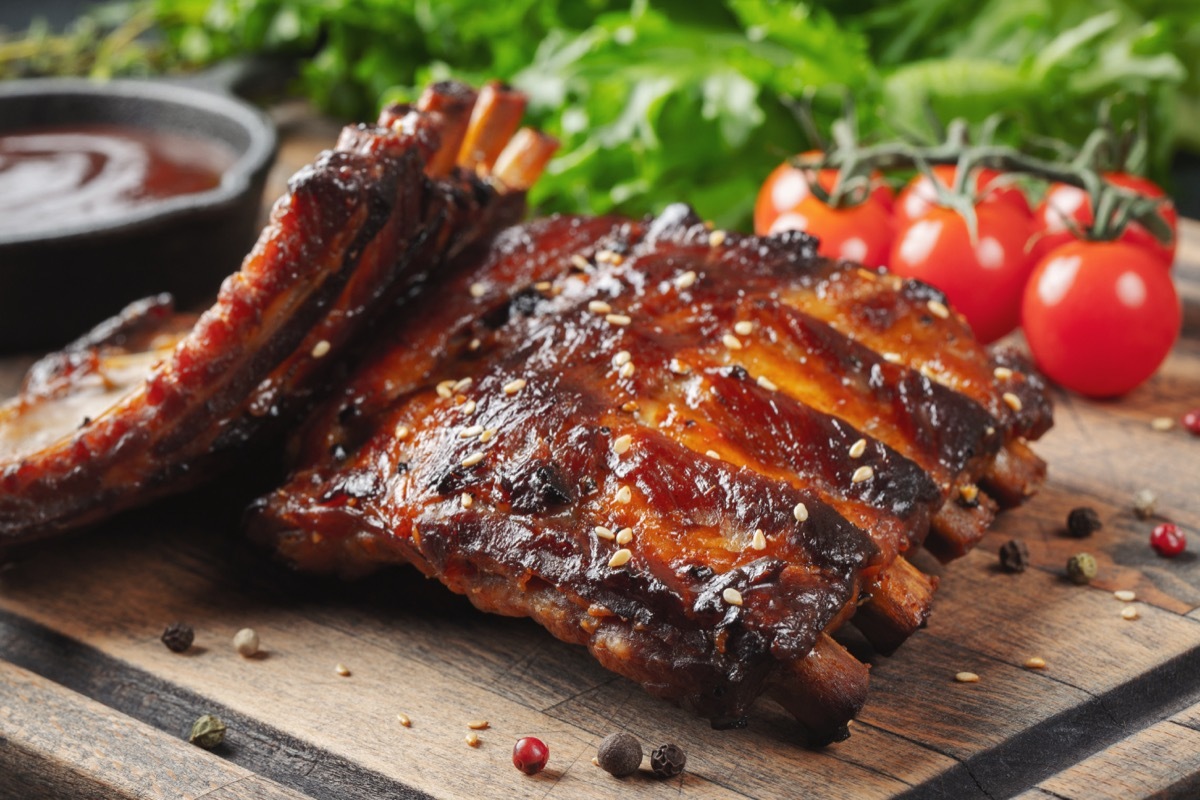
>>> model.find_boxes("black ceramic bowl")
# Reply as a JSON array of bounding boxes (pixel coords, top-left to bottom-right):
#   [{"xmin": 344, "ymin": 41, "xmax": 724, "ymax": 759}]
[{"xmin": 0, "ymin": 78, "xmax": 277, "ymax": 352}]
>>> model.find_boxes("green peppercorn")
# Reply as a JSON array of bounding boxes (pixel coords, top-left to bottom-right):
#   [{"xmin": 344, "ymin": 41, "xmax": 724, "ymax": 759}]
[
  {"xmin": 597, "ymin": 732, "xmax": 641, "ymax": 777},
  {"xmin": 188, "ymin": 714, "xmax": 226, "ymax": 749},
  {"xmin": 1066, "ymin": 553, "xmax": 1098, "ymax": 585}
]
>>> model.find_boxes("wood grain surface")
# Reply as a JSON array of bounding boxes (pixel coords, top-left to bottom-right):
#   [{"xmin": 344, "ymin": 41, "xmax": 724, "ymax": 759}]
[{"xmin": 1, "ymin": 106, "xmax": 1198, "ymax": 799}]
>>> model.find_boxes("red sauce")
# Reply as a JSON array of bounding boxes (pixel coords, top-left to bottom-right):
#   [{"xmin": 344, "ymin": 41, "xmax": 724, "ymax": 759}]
[{"xmin": 0, "ymin": 124, "xmax": 237, "ymax": 237}]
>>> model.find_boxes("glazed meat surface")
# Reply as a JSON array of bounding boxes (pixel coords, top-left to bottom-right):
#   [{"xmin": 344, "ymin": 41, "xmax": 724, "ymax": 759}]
[
  {"xmin": 0, "ymin": 82, "xmax": 555, "ymax": 546},
  {"xmin": 250, "ymin": 204, "xmax": 1053, "ymax": 741}
]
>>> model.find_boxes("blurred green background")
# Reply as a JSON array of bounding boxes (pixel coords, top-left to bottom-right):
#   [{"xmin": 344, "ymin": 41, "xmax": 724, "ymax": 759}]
[{"xmin": 3, "ymin": 0, "xmax": 1198, "ymax": 228}]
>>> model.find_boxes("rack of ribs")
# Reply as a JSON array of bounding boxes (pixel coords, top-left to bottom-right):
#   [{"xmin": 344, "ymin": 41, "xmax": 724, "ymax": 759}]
[
  {"xmin": 249, "ymin": 203, "xmax": 1053, "ymax": 743},
  {"xmin": 0, "ymin": 81, "xmax": 556, "ymax": 545}
]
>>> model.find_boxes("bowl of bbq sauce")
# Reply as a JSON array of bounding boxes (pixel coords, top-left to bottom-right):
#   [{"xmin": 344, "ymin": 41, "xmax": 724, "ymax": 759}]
[{"xmin": 0, "ymin": 78, "xmax": 277, "ymax": 351}]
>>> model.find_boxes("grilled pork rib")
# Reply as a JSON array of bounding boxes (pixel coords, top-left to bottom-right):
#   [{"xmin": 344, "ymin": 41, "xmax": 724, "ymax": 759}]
[
  {"xmin": 0, "ymin": 82, "xmax": 556, "ymax": 544},
  {"xmin": 250, "ymin": 205, "xmax": 1053, "ymax": 741}
]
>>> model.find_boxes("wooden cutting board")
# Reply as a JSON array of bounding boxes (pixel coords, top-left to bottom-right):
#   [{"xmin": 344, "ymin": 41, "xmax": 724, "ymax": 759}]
[{"xmin": 1, "ymin": 108, "xmax": 1199, "ymax": 800}]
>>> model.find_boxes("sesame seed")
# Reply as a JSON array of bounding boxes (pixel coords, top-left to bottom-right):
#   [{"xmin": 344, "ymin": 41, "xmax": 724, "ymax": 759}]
[
  {"xmin": 619, "ymin": 362, "xmax": 635, "ymax": 378},
  {"xmin": 534, "ymin": 281, "xmax": 552, "ymax": 292},
  {"xmin": 1114, "ymin": 590, "xmax": 1137, "ymax": 602},
  {"xmin": 1024, "ymin": 657, "xmax": 1046, "ymax": 670},
  {"xmin": 756, "ymin": 375, "xmax": 777, "ymax": 391},
  {"xmin": 926, "ymin": 299, "xmax": 950, "ymax": 319},
  {"xmin": 589, "ymin": 300, "xmax": 613, "ymax": 314},
  {"xmin": 722, "ymin": 588, "xmax": 743, "ymax": 606},
  {"xmin": 848, "ymin": 438, "xmax": 867, "ymax": 459},
  {"xmin": 613, "ymin": 434, "xmax": 633, "ymax": 455},
  {"xmin": 479, "ymin": 428, "xmax": 496, "ymax": 442},
  {"xmin": 883, "ymin": 352, "xmax": 902, "ymax": 364},
  {"xmin": 503, "ymin": 378, "xmax": 527, "ymax": 395},
  {"xmin": 608, "ymin": 549, "xmax": 632, "ymax": 568},
  {"xmin": 710, "ymin": 230, "xmax": 727, "ymax": 248},
  {"xmin": 596, "ymin": 249, "xmax": 618, "ymax": 264},
  {"xmin": 1121, "ymin": 606, "xmax": 1140, "ymax": 621},
  {"xmin": 851, "ymin": 465, "xmax": 874, "ymax": 483},
  {"xmin": 994, "ymin": 366, "xmax": 1014, "ymax": 380},
  {"xmin": 462, "ymin": 452, "xmax": 485, "ymax": 468},
  {"xmin": 1003, "ymin": 392, "xmax": 1023, "ymax": 412},
  {"xmin": 311, "ymin": 340, "xmax": 332, "ymax": 358},
  {"xmin": 570, "ymin": 254, "xmax": 591, "ymax": 271},
  {"xmin": 674, "ymin": 270, "xmax": 698, "ymax": 290},
  {"xmin": 955, "ymin": 671, "xmax": 979, "ymax": 683},
  {"xmin": 465, "ymin": 732, "xmax": 480, "ymax": 747},
  {"xmin": 594, "ymin": 526, "xmax": 615, "ymax": 540},
  {"xmin": 1151, "ymin": 416, "xmax": 1174, "ymax": 432},
  {"xmin": 453, "ymin": 377, "xmax": 473, "ymax": 393},
  {"xmin": 857, "ymin": 268, "xmax": 878, "ymax": 282},
  {"xmin": 335, "ymin": 664, "xmax": 351, "ymax": 677},
  {"xmin": 469, "ymin": 282, "xmax": 486, "ymax": 298},
  {"xmin": 397, "ymin": 713, "xmax": 411, "ymax": 727},
  {"xmin": 461, "ymin": 493, "xmax": 473, "ymax": 509},
  {"xmin": 461, "ymin": 400, "xmax": 477, "ymax": 415},
  {"xmin": 459, "ymin": 425, "xmax": 484, "ymax": 439},
  {"xmin": 794, "ymin": 502, "xmax": 809, "ymax": 522},
  {"xmin": 467, "ymin": 720, "xmax": 489, "ymax": 730},
  {"xmin": 468, "ymin": 338, "xmax": 482, "ymax": 351},
  {"xmin": 705, "ymin": 449, "xmax": 720, "ymax": 459},
  {"xmin": 616, "ymin": 527, "xmax": 633, "ymax": 545},
  {"xmin": 615, "ymin": 485, "xmax": 632, "ymax": 504},
  {"xmin": 620, "ymin": 401, "xmax": 639, "ymax": 413},
  {"xmin": 751, "ymin": 529, "xmax": 767, "ymax": 551},
  {"xmin": 613, "ymin": 350, "xmax": 632, "ymax": 366},
  {"xmin": 959, "ymin": 484, "xmax": 979, "ymax": 503},
  {"xmin": 436, "ymin": 380, "xmax": 455, "ymax": 399},
  {"xmin": 733, "ymin": 321, "xmax": 754, "ymax": 336},
  {"xmin": 669, "ymin": 359, "xmax": 690, "ymax": 375},
  {"xmin": 722, "ymin": 334, "xmax": 744, "ymax": 352},
  {"xmin": 591, "ymin": 757, "xmax": 600, "ymax": 767},
  {"xmin": 396, "ymin": 425, "xmax": 410, "ymax": 441},
  {"xmin": 606, "ymin": 313, "xmax": 632, "ymax": 327}
]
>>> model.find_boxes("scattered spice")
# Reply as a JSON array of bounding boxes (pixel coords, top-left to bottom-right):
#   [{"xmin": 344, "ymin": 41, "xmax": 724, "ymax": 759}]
[
  {"xmin": 722, "ymin": 587, "xmax": 744, "ymax": 607},
  {"xmin": 926, "ymin": 299, "xmax": 950, "ymax": 319},
  {"xmin": 722, "ymin": 333, "xmax": 743, "ymax": 350},
  {"xmin": 605, "ymin": 313, "xmax": 632, "ymax": 327},
  {"xmin": 597, "ymin": 732, "xmax": 642, "ymax": 777},
  {"xmin": 335, "ymin": 663, "xmax": 351, "ymax": 677},
  {"xmin": 467, "ymin": 720, "xmax": 490, "ymax": 730},
  {"xmin": 993, "ymin": 366, "xmax": 1014, "ymax": 381},
  {"xmin": 673, "ymin": 270, "xmax": 697, "ymax": 290},
  {"xmin": 512, "ymin": 736, "xmax": 549, "ymax": 775},
  {"xmin": 1133, "ymin": 489, "xmax": 1157, "ymax": 520},
  {"xmin": 1024, "ymin": 657, "xmax": 1046, "ymax": 670},
  {"xmin": 161, "ymin": 622, "xmax": 194, "ymax": 653},
  {"xmin": 650, "ymin": 743, "xmax": 687, "ymax": 779},
  {"xmin": 397, "ymin": 713, "xmax": 412, "ymax": 727},
  {"xmin": 1066, "ymin": 507, "xmax": 1102, "ymax": 539},
  {"xmin": 1121, "ymin": 606, "xmax": 1140, "ymax": 621},
  {"xmin": 310, "ymin": 340, "xmax": 331, "ymax": 358},
  {"xmin": 608, "ymin": 549, "xmax": 632, "ymax": 568},
  {"xmin": 188, "ymin": 715, "xmax": 226, "ymax": 749},
  {"xmin": 232, "ymin": 628, "xmax": 259, "ymax": 658},
  {"xmin": 1002, "ymin": 392, "xmax": 1023, "ymax": 412},
  {"xmin": 1150, "ymin": 523, "xmax": 1187, "ymax": 557},
  {"xmin": 1066, "ymin": 552, "xmax": 1098, "ymax": 585},
  {"xmin": 465, "ymin": 732, "xmax": 481, "ymax": 747},
  {"xmin": 998, "ymin": 539, "xmax": 1029, "ymax": 573},
  {"xmin": 734, "ymin": 320, "xmax": 753, "ymax": 336},
  {"xmin": 1183, "ymin": 408, "xmax": 1200, "ymax": 436},
  {"xmin": 848, "ymin": 438, "xmax": 867, "ymax": 459},
  {"xmin": 955, "ymin": 672, "xmax": 980, "ymax": 683},
  {"xmin": 1150, "ymin": 416, "xmax": 1175, "ymax": 432},
  {"xmin": 1114, "ymin": 590, "xmax": 1137, "ymax": 603},
  {"xmin": 851, "ymin": 465, "xmax": 874, "ymax": 483}
]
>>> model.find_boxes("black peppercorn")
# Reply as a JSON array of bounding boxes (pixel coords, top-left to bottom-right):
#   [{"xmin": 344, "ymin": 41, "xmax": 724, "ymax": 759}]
[
  {"xmin": 1066, "ymin": 507, "xmax": 1101, "ymax": 538},
  {"xmin": 597, "ymin": 732, "xmax": 642, "ymax": 777},
  {"xmin": 998, "ymin": 539, "xmax": 1029, "ymax": 573},
  {"xmin": 161, "ymin": 622, "xmax": 194, "ymax": 653},
  {"xmin": 650, "ymin": 742, "xmax": 687, "ymax": 779}
]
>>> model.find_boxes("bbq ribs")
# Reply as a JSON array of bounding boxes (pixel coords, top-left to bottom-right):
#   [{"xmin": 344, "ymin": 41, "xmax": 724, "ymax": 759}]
[
  {"xmin": 250, "ymin": 205, "xmax": 1052, "ymax": 741},
  {"xmin": 0, "ymin": 82, "xmax": 1052, "ymax": 744}
]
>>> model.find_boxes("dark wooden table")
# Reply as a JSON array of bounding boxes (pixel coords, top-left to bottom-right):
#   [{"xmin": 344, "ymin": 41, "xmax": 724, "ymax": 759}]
[{"xmin": 1, "ymin": 107, "xmax": 1199, "ymax": 799}]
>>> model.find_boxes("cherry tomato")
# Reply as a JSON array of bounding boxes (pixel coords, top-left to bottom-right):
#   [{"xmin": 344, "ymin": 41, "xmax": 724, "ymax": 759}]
[
  {"xmin": 769, "ymin": 194, "xmax": 893, "ymax": 267},
  {"xmin": 888, "ymin": 205, "xmax": 1032, "ymax": 343},
  {"xmin": 1021, "ymin": 240, "xmax": 1181, "ymax": 398},
  {"xmin": 1032, "ymin": 173, "xmax": 1177, "ymax": 266},
  {"xmin": 895, "ymin": 165, "xmax": 1030, "ymax": 227},
  {"xmin": 755, "ymin": 151, "xmax": 893, "ymax": 235}
]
